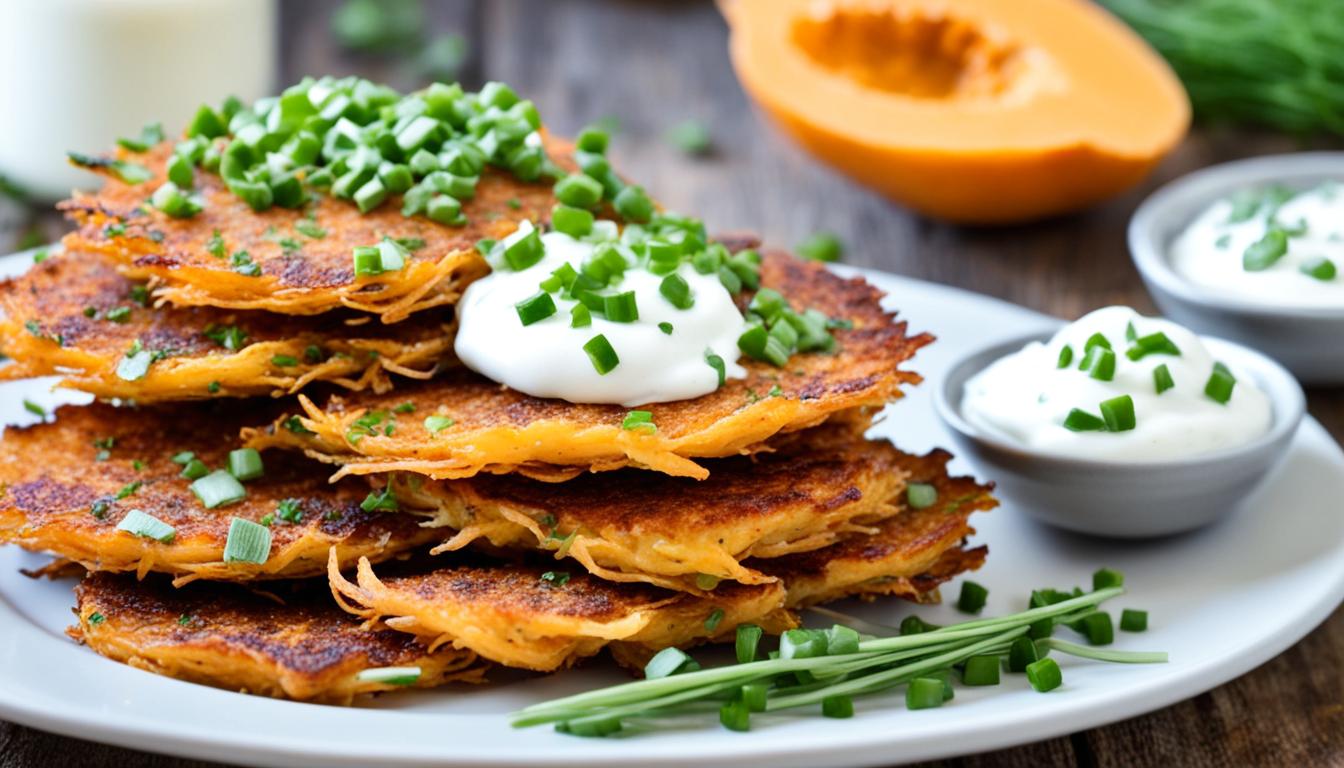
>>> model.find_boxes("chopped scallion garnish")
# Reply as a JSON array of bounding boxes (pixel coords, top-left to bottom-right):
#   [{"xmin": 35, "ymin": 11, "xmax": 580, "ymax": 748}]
[
  {"xmin": 355, "ymin": 666, "xmax": 421, "ymax": 686},
  {"xmin": 1204, "ymin": 362, "xmax": 1236, "ymax": 404},
  {"xmin": 222, "ymin": 517, "xmax": 272, "ymax": 564},
  {"xmin": 190, "ymin": 470, "xmax": 247, "ymax": 509},
  {"xmin": 116, "ymin": 509, "xmax": 176, "ymax": 543}
]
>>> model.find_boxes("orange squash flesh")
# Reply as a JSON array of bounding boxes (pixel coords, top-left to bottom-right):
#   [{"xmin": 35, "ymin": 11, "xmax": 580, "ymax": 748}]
[{"xmin": 725, "ymin": 0, "xmax": 1190, "ymax": 224}]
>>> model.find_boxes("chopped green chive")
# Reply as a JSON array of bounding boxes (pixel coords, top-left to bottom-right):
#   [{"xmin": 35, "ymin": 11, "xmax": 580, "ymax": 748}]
[
  {"xmin": 151, "ymin": 181, "xmax": 203, "ymax": 218},
  {"xmin": 613, "ymin": 185, "xmax": 653, "ymax": 223},
  {"xmin": 170, "ymin": 451, "xmax": 194, "ymax": 465},
  {"xmin": 179, "ymin": 458, "xmax": 210, "ymax": 480},
  {"xmin": 658, "ymin": 322, "xmax": 674, "ymax": 335},
  {"xmin": 797, "ymin": 232, "xmax": 843, "ymax": 263},
  {"xmin": 541, "ymin": 571, "xmax": 571, "ymax": 587},
  {"xmin": 622, "ymin": 410, "xmax": 656, "ymax": 433},
  {"xmin": 1093, "ymin": 567, "xmax": 1125, "ymax": 590},
  {"xmin": 905, "ymin": 678, "xmax": 946, "ymax": 710},
  {"xmin": 1072, "ymin": 611, "xmax": 1114, "ymax": 645},
  {"xmin": 962, "ymin": 655, "xmax": 1001, "ymax": 687},
  {"xmin": 1153, "ymin": 364, "xmax": 1175, "ymax": 394},
  {"xmin": 1025, "ymin": 658, "xmax": 1063, "ymax": 692},
  {"xmin": 1083, "ymin": 333, "xmax": 1111, "ymax": 352},
  {"xmin": 1301, "ymin": 256, "xmax": 1336, "ymax": 281},
  {"xmin": 957, "ymin": 581, "xmax": 988, "ymax": 613},
  {"xmin": 554, "ymin": 173, "xmax": 604, "ymax": 209},
  {"xmin": 22, "ymin": 400, "xmax": 46, "ymax": 418},
  {"xmin": 551, "ymin": 204, "xmax": 594, "ymax": 238},
  {"xmin": 583, "ymin": 334, "xmax": 619, "ymax": 375},
  {"xmin": 821, "ymin": 695, "xmax": 854, "ymax": 719},
  {"xmin": 1243, "ymin": 228, "xmax": 1289, "ymax": 271},
  {"xmin": 704, "ymin": 349, "xmax": 726, "ymax": 387},
  {"xmin": 1204, "ymin": 362, "xmax": 1236, "ymax": 404},
  {"xmin": 392, "ymin": 401, "xmax": 416, "ymax": 414},
  {"xmin": 1099, "ymin": 395, "xmax": 1136, "ymax": 432},
  {"xmin": 906, "ymin": 482, "xmax": 937, "ymax": 509},
  {"xmin": 703, "ymin": 608, "xmax": 725, "ymax": 633},
  {"xmin": 104, "ymin": 306, "xmax": 132, "ymax": 323},
  {"xmin": 1008, "ymin": 635, "xmax": 1040, "ymax": 673},
  {"xmin": 361, "ymin": 484, "xmax": 399, "ymax": 512},
  {"xmin": 659, "ymin": 274, "xmax": 694, "ymax": 310},
  {"xmin": 665, "ymin": 119, "xmax": 712, "ymax": 156},
  {"xmin": 115, "ymin": 480, "xmax": 142, "ymax": 500},
  {"xmin": 515, "ymin": 291, "xmax": 557, "ymax": 326},
  {"xmin": 603, "ymin": 291, "xmax": 639, "ymax": 323},
  {"xmin": 645, "ymin": 647, "xmax": 699, "ymax": 680},
  {"xmin": 116, "ymin": 509, "xmax": 176, "ymax": 543},
  {"xmin": 1056, "ymin": 345, "xmax": 1073, "ymax": 368},
  {"xmin": 424, "ymin": 414, "xmax": 455, "ymax": 434},
  {"xmin": 569, "ymin": 303, "xmax": 592, "ymax": 328},
  {"xmin": 355, "ymin": 667, "xmax": 421, "ymax": 686},
  {"xmin": 295, "ymin": 219, "xmax": 327, "ymax": 239},
  {"xmin": 117, "ymin": 122, "xmax": 165, "ymax": 152},
  {"xmin": 1080, "ymin": 346, "xmax": 1116, "ymax": 381},
  {"xmin": 1125, "ymin": 332, "xmax": 1181, "ymax": 361},
  {"xmin": 190, "ymin": 470, "xmax": 247, "ymax": 509},
  {"xmin": 271, "ymin": 354, "xmax": 299, "ymax": 367},
  {"xmin": 87, "ymin": 611, "xmax": 107, "ymax": 626},
  {"xmin": 226, "ymin": 448, "xmax": 264, "ymax": 481},
  {"xmin": 1063, "ymin": 408, "xmax": 1106, "ymax": 432},
  {"xmin": 502, "ymin": 224, "xmax": 545, "ymax": 271},
  {"xmin": 735, "ymin": 624, "xmax": 763, "ymax": 664},
  {"xmin": 1120, "ymin": 609, "xmax": 1149, "ymax": 632},
  {"xmin": 222, "ymin": 517, "xmax": 272, "ymax": 564},
  {"xmin": 204, "ymin": 324, "xmax": 248, "ymax": 351}
]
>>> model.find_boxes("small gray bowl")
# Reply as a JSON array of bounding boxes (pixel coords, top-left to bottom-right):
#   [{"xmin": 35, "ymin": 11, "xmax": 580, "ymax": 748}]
[
  {"xmin": 934, "ymin": 330, "xmax": 1305, "ymax": 538},
  {"xmin": 1130, "ymin": 152, "xmax": 1344, "ymax": 384}
]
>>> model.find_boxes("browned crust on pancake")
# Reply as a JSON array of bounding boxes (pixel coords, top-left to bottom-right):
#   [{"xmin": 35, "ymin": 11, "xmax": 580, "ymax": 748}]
[
  {"xmin": 760, "ymin": 449, "xmax": 997, "ymax": 607},
  {"xmin": 328, "ymin": 552, "xmax": 793, "ymax": 673},
  {"xmin": 71, "ymin": 572, "xmax": 485, "ymax": 703},
  {"xmin": 0, "ymin": 251, "xmax": 454, "ymax": 401},
  {"xmin": 0, "ymin": 404, "xmax": 440, "ymax": 582},
  {"xmin": 246, "ymin": 251, "xmax": 931, "ymax": 480},
  {"xmin": 396, "ymin": 426, "xmax": 907, "ymax": 592},
  {"xmin": 58, "ymin": 136, "xmax": 575, "ymax": 321}
]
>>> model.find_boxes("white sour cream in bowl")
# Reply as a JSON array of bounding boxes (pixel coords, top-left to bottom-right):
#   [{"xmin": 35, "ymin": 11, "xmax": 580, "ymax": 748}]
[
  {"xmin": 961, "ymin": 306, "xmax": 1272, "ymax": 462},
  {"xmin": 1170, "ymin": 181, "xmax": 1344, "ymax": 308}
]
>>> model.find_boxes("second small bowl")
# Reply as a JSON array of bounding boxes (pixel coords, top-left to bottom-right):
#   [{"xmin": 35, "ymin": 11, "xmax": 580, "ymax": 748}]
[
  {"xmin": 934, "ymin": 330, "xmax": 1305, "ymax": 538},
  {"xmin": 1130, "ymin": 152, "xmax": 1344, "ymax": 384}
]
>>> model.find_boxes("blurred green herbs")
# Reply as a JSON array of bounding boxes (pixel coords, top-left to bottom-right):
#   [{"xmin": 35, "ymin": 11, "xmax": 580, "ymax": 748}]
[
  {"xmin": 331, "ymin": 0, "xmax": 468, "ymax": 82},
  {"xmin": 1102, "ymin": 0, "xmax": 1344, "ymax": 136}
]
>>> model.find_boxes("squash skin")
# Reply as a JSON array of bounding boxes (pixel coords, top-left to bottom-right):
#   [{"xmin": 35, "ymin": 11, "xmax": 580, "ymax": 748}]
[{"xmin": 725, "ymin": 0, "xmax": 1190, "ymax": 224}]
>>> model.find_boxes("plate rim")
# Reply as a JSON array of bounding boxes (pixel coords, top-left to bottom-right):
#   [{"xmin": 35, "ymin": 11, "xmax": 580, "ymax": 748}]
[{"xmin": 1, "ymin": 256, "xmax": 1342, "ymax": 767}]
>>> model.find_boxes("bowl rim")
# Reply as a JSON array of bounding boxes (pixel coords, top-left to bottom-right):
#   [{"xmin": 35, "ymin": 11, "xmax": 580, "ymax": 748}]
[
  {"xmin": 933, "ymin": 326, "xmax": 1307, "ymax": 473},
  {"xmin": 1129, "ymin": 151, "xmax": 1344, "ymax": 321}
]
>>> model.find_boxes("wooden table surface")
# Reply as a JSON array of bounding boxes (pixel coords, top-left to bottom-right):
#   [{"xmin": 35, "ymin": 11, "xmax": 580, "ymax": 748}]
[{"xmin": 2, "ymin": 1, "xmax": 1341, "ymax": 766}]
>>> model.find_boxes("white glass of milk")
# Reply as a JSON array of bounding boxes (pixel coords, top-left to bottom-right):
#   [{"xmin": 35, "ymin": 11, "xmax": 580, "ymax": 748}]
[{"xmin": 0, "ymin": 0, "xmax": 277, "ymax": 200}]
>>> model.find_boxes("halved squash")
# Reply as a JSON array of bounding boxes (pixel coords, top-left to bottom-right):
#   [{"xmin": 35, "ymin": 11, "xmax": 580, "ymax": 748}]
[{"xmin": 724, "ymin": 0, "xmax": 1190, "ymax": 223}]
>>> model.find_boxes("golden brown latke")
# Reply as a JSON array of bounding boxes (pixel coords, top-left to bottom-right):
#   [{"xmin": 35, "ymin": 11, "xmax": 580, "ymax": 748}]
[
  {"xmin": 328, "ymin": 454, "xmax": 990, "ymax": 673},
  {"xmin": 0, "ymin": 403, "xmax": 440, "ymax": 583},
  {"xmin": 59, "ymin": 135, "xmax": 574, "ymax": 322},
  {"xmin": 397, "ymin": 426, "xmax": 910, "ymax": 593},
  {"xmin": 760, "ymin": 449, "xmax": 995, "ymax": 608},
  {"xmin": 328, "ymin": 552, "xmax": 795, "ymax": 673},
  {"xmin": 0, "ymin": 251, "xmax": 453, "ymax": 401},
  {"xmin": 71, "ymin": 572, "xmax": 485, "ymax": 703},
  {"xmin": 247, "ymin": 251, "xmax": 930, "ymax": 480}
]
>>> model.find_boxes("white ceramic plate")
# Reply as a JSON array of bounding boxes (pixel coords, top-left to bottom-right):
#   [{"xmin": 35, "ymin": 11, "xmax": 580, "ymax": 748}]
[{"xmin": 2, "ymin": 251, "xmax": 1342, "ymax": 768}]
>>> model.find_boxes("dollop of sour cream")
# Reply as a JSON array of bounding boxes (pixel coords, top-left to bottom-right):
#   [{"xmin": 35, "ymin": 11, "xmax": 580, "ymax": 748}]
[
  {"xmin": 1170, "ymin": 181, "xmax": 1344, "ymax": 307},
  {"xmin": 454, "ymin": 222, "xmax": 748, "ymax": 406},
  {"xmin": 962, "ymin": 306, "xmax": 1272, "ymax": 461}
]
